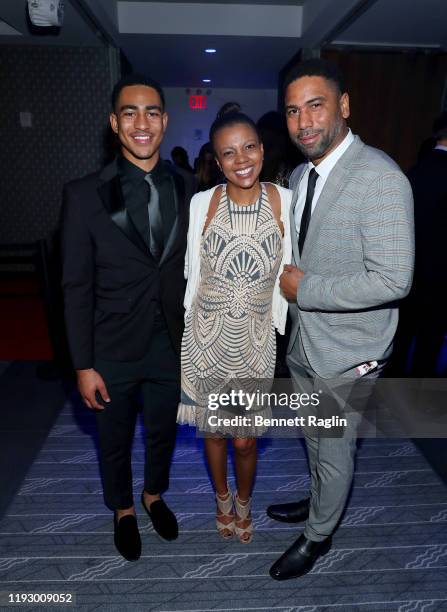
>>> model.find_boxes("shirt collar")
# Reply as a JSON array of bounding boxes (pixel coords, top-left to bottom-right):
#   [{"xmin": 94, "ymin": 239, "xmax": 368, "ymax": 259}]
[
  {"xmin": 308, "ymin": 128, "xmax": 354, "ymax": 179},
  {"xmin": 118, "ymin": 155, "xmax": 167, "ymax": 182},
  {"xmin": 118, "ymin": 155, "xmax": 147, "ymax": 182},
  {"xmin": 148, "ymin": 158, "xmax": 170, "ymax": 182}
]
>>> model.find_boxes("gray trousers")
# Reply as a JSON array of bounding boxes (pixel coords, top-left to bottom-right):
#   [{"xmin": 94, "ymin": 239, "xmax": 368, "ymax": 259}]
[{"xmin": 287, "ymin": 333, "xmax": 381, "ymax": 542}]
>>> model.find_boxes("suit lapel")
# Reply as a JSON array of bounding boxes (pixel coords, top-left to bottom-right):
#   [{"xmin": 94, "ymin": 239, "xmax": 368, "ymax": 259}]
[
  {"xmin": 97, "ymin": 160, "xmax": 150, "ymax": 258},
  {"xmin": 159, "ymin": 168, "xmax": 185, "ymax": 266},
  {"xmin": 300, "ymin": 136, "xmax": 364, "ymax": 262},
  {"xmin": 290, "ymin": 165, "xmax": 306, "ymax": 266},
  {"xmin": 300, "ymin": 164, "xmax": 346, "ymax": 261}
]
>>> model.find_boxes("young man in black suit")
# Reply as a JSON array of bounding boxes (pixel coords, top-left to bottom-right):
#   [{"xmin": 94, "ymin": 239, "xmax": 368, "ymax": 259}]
[{"xmin": 61, "ymin": 74, "xmax": 188, "ymax": 560}]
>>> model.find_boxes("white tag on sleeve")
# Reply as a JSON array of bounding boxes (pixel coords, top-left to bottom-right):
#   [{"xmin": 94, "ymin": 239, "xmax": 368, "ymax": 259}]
[{"xmin": 355, "ymin": 361, "xmax": 378, "ymax": 377}]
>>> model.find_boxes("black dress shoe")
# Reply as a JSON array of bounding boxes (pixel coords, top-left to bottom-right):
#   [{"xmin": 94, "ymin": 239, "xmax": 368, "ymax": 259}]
[
  {"xmin": 113, "ymin": 513, "xmax": 141, "ymax": 561},
  {"xmin": 266, "ymin": 498, "xmax": 310, "ymax": 523},
  {"xmin": 269, "ymin": 533, "xmax": 331, "ymax": 580},
  {"xmin": 141, "ymin": 494, "xmax": 178, "ymax": 541}
]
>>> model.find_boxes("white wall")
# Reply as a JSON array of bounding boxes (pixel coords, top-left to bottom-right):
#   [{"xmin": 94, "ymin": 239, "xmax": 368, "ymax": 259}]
[{"xmin": 160, "ymin": 87, "xmax": 278, "ymax": 165}]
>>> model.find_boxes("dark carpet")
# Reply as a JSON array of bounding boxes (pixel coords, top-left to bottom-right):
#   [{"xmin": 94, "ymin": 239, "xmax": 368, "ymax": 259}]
[{"xmin": 0, "ymin": 374, "xmax": 446, "ymax": 611}]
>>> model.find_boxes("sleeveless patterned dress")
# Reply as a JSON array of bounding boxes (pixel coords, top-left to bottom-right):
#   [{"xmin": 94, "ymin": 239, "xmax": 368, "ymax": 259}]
[{"xmin": 178, "ymin": 183, "xmax": 283, "ymax": 435}]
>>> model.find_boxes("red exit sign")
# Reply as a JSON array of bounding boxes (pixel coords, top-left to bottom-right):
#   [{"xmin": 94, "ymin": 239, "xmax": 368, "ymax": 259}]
[{"xmin": 190, "ymin": 95, "xmax": 207, "ymax": 110}]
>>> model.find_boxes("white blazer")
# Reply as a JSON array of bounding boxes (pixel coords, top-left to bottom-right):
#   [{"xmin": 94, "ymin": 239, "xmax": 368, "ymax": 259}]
[{"xmin": 183, "ymin": 183, "xmax": 292, "ymax": 335}]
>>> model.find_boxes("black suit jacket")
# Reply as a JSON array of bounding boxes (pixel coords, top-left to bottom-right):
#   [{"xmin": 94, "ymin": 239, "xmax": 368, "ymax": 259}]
[
  {"xmin": 407, "ymin": 148, "xmax": 447, "ymax": 288},
  {"xmin": 60, "ymin": 158, "xmax": 188, "ymax": 369}
]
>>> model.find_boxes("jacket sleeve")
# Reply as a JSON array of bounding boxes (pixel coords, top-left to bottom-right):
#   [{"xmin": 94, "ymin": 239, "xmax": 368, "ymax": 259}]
[
  {"xmin": 183, "ymin": 188, "xmax": 218, "ymax": 313},
  {"xmin": 183, "ymin": 191, "xmax": 203, "ymax": 312},
  {"xmin": 272, "ymin": 185, "xmax": 292, "ymax": 334},
  {"xmin": 60, "ymin": 183, "xmax": 95, "ymax": 369},
  {"xmin": 184, "ymin": 191, "xmax": 195, "ymax": 280},
  {"xmin": 297, "ymin": 171, "xmax": 415, "ymax": 312}
]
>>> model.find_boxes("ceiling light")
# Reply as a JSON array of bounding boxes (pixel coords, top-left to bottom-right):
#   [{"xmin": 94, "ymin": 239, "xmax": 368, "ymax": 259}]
[
  {"xmin": 202, "ymin": 79, "xmax": 211, "ymax": 83},
  {"xmin": 204, "ymin": 48, "xmax": 216, "ymax": 54}
]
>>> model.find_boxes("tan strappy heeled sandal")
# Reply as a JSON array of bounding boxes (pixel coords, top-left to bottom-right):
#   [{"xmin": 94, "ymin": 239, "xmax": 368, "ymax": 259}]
[
  {"xmin": 215, "ymin": 489, "xmax": 235, "ymax": 539},
  {"xmin": 234, "ymin": 492, "xmax": 253, "ymax": 544}
]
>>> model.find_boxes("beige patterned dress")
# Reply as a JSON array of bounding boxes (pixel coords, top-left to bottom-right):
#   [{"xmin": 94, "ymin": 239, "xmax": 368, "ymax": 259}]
[{"xmin": 178, "ymin": 184, "xmax": 283, "ymax": 435}]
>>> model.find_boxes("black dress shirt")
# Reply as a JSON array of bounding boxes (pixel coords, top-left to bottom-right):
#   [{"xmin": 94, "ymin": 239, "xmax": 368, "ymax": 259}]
[{"xmin": 118, "ymin": 156, "xmax": 176, "ymax": 251}]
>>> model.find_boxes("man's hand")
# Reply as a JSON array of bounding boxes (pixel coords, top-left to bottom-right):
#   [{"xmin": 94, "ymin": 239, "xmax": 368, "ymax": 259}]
[
  {"xmin": 279, "ymin": 264, "xmax": 305, "ymax": 301},
  {"xmin": 76, "ymin": 368, "xmax": 110, "ymax": 410}
]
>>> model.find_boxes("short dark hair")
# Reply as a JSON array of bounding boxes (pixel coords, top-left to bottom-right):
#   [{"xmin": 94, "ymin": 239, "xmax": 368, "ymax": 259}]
[
  {"xmin": 283, "ymin": 58, "xmax": 346, "ymax": 97},
  {"xmin": 171, "ymin": 145, "xmax": 187, "ymax": 157},
  {"xmin": 111, "ymin": 73, "xmax": 165, "ymax": 112},
  {"xmin": 432, "ymin": 111, "xmax": 447, "ymax": 141},
  {"xmin": 209, "ymin": 112, "xmax": 261, "ymax": 152},
  {"xmin": 171, "ymin": 146, "xmax": 188, "ymax": 162}
]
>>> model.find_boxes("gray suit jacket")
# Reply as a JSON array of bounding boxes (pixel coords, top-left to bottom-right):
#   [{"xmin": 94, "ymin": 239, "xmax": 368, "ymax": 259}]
[{"xmin": 288, "ymin": 135, "xmax": 414, "ymax": 378}]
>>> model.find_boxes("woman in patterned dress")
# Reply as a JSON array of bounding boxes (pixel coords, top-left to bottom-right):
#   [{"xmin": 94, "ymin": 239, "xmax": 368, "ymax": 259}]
[{"xmin": 178, "ymin": 112, "xmax": 292, "ymax": 542}]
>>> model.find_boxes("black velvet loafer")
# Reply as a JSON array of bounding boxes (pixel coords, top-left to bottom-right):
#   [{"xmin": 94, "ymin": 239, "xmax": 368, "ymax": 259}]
[
  {"xmin": 269, "ymin": 533, "xmax": 331, "ymax": 580},
  {"xmin": 113, "ymin": 513, "xmax": 141, "ymax": 561},
  {"xmin": 266, "ymin": 498, "xmax": 310, "ymax": 523},
  {"xmin": 141, "ymin": 494, "xmax": 178, "ymax": 541}
]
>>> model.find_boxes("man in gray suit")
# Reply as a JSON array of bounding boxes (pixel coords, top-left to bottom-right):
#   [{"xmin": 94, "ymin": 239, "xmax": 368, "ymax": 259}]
[{"xmin": 267, "ymin": 59, "xmax": 414, "ymax": 580}]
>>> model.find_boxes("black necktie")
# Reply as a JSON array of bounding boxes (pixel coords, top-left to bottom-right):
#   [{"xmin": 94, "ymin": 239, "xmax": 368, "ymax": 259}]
[
  {"xmin": 298, "ymin": 168, "xmax": 318, "ymax": 256},
  {"xmin": 144, "ymin": 173, "xmax": 164, "ymax": 261}
]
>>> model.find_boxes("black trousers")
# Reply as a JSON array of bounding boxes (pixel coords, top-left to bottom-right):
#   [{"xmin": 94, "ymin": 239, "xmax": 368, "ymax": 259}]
[
  {"xmin": 391, "ymin": 291, "xmax": 446, "ymax": 377},
  {"xmin": 94, "ymin": 313, "xmax": 180, "ymax": 510},
  {"xmin": 412, "ymin": 294, "xmax": 446, "ymax": 376}
]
